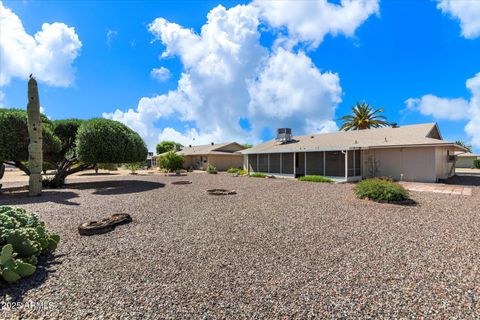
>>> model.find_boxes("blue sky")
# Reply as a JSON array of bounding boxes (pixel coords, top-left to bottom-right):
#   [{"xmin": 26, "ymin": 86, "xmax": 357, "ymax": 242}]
[{"xmin": 1, "ymin": 0, "xmax": 479, "ymax": 152}]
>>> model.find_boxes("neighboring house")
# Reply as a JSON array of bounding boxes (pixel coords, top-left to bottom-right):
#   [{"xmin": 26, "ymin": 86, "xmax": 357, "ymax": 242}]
[
  {"xmin": 242, "ymin": 123, "xmax": 466, "ymax": 183},
  {"xmin": 159, "ymin": 142, "xmax": 245, "ymax": 171},
  {"xmin": 456, "ymin": 153, "xmax": 480, "ymax": 168}
]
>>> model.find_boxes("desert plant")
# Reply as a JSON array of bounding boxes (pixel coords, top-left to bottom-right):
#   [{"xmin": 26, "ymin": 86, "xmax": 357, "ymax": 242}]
[
  {"xmin": 238, "ymin": 169, "xmax": 247, "ymax": 175},
  {"xmin": 339, "ymin": 102, "xmax": 391, "ymax": 131},
  {"xmin": 474, "ymin": 159, "xmax": 480, "ymax": 169},
  {"xmin": 0, "ymin": 163, "xmax": 4, "ymax": 190},
  {"xmin": 250, "ymin": 173, "xmax": 267, "ymax": 178},
  {"xmin": 227, "ymin": 167, "xmax": 241, "ymax": 173},
  {"xmin": 159, "ymin": 151, "xmax": 184, "ymax": 172},
  {"xmin": 206, "ymin": 164, "xmax": 217, "ymax": 174},
  {"xmin": 156, "ymin": 141, "xmax": 183, "ymax": 155},
  {"xmin": 27, "ymin": 76, "xmax": 43, "ymax": 196},
  {"xmin": 298, "ymin": 175, "xmax": 333, "ymax": 183},
  {"xmin": 124, "ymin": 162, "xmax": 144, "ymax": 174},
  {"xmin": 0, "ymin": 206, "xmax": 59, "ymax": 283},
  {"xmin": 356, "ymin": 178, "xmax": 409, "ymax": 202}
]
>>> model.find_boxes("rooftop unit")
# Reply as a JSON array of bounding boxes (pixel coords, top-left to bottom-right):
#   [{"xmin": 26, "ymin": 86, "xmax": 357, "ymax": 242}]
[{"xmin": 276, "ymin": 128, "xmax": 293, "ymax": 143}]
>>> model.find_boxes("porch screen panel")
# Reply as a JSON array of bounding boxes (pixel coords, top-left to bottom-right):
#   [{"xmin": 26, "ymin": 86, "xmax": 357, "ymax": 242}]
[
  {"xmin": 348, "ymin": 151, "xmax": 355, "ymax": 177},
  {"xmin": 354, "ymin": 150, "xmax": 361, "ymax": 176},
  {"xmin": 307, "ymin": 152, "xmax": 324, "ymax": 175},
  {"xmin": 248, "ymin": 154, "xmax": 257, "ymax": 172},
  {"xmin": 281, "ymin": 153, "xmax": 294, "ymax": 174},
  {"xmin": 258, "ymin": 154, "xmax": 268, "ymax": 172},
  {"xmin": 325, "ymin": 151, "xmax": 345, "ymax": 177},
  {"xmin": 269, "ymin": 153, "xmax": 280, "ymax": 173}
]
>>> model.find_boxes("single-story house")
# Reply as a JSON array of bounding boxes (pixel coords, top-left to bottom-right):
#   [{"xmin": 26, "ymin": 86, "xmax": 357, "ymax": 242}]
[
  {"xmin": 159, "ymin": 142, "xmax": 245, "ymax": 171},
  {"xmin": 242, "ymin": 123, "xmax": 466, "ymax": 183},
  {"xmin": 455, "ymin": 153, "xmax": 480, "ymax": 168}
]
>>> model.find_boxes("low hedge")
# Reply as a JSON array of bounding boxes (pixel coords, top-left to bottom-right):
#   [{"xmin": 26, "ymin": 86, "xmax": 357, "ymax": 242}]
[
  {"xmin": 0, "ymin": 206, "xmax": 60, "ymax": 283},
  {"xmin": 356, "ymin": 178, "xmax": 409, "ymax": 202},
  {"xmin": 298, "ymin": 175, "xmax": 333, "ymax": 183}
]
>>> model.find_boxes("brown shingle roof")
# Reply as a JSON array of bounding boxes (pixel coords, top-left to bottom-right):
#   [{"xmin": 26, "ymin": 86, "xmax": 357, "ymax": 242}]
[{"xmin": 242, "ymin": 123, "xmax": 465, "ymax": 154}]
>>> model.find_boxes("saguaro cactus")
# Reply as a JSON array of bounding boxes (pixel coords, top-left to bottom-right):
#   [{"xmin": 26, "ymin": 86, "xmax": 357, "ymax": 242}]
[
  {"xmin": 27, "ymin": 75, "xmax": 42, "ymax": 196},
  {"xmin": 0, "ymin": 163, "xmax": 4, "ymax": 191}
]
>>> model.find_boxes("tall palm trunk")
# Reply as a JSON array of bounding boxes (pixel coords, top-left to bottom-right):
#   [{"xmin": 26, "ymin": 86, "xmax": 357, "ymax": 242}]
[{"xmin": 27, "ymin": 76, "xmax": 43, "ymax": 196}]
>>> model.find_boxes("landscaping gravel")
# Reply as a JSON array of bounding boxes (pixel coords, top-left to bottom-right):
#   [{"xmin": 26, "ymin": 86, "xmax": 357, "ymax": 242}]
[{"xmin": 0, "ymin": 173, "xmax": 479, "ymax": 319}]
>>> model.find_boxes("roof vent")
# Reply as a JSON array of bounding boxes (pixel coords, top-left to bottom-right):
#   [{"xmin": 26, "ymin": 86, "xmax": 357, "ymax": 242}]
[
  {"xmin": 211, "ymin": 142, "xmax": 214, "ymax": 146},
  {"xmin": 189, "ymin": 145, "xmax": 192, "ymax": 148},
  {"xmin": 276, "ymin": 128, "xmax": 293, "ymax": 143},
  {"xmin": 384, "ymin": 137, "xmax": 387, "ymax": 142}
]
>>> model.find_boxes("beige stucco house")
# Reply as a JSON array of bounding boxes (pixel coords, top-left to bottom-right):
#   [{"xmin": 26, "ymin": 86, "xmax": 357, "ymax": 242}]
[
  {"xmin": 166, "ymin": 142, "xmax": 245, "ymax": 171},
  {"xmin": 241, "ymin": 123, "xmax": 466, "ymax": 183},
  {"xmin": 456, "ymin": 153, "xmax": 480, "ymax": 168}
]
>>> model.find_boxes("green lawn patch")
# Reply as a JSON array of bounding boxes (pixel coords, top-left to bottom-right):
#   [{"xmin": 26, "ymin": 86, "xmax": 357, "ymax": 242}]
[
  {"xmin": 298, "ymin": 175, "xmax": 333, "ymax": 183},
  {"xmin": 250, "ymin": 173, "xmax": 267, "ymax": 178}
]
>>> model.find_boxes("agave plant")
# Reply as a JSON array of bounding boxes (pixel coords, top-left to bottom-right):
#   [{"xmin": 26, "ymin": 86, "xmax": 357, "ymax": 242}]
[{"xmin": 339, "ymin": 102, "xmax": 391, "ymax": 131}]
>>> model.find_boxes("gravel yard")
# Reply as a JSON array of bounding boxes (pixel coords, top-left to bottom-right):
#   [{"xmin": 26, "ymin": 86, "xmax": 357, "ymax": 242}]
[{"xmin": 1, "ymin": 172, "xmax": 479, "ymax": 319}]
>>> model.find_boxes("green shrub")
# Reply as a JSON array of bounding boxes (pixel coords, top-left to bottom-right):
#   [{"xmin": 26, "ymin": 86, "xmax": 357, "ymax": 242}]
[
  {"xmin": 124, "ymin": 162, "xmax": 144, "ymax": 174},
  {"xmin": 227, "ymin": 167, "xmax": 241, "ymax": 173},
  {"xmin": 250, "ymin": 173, "xmax": 267, "ymax": 178},
  {"xmin": 356, "ymin": 178, "xmax": 409, "ymax": 202},
  {"xmin": 474, "ymin": 159, "xmax": 480, "ymax": 169},
  {"xmin": 158, "ymin": 151, "xmax": 184, "ymax": 172},
  {"xmin": 206, "ymin": 164, "xmax": 217, "ymax": 174},
  {"xmin": 0, "ymin": 206, "xmax": 60, "ymax": 283},
  {"xmin": 298, "ymin": 175, "xmax": 333, "ymax": 183},
  {"xmin": 238, "ymin": 169, "xmax": 247, "ymax": 175}
]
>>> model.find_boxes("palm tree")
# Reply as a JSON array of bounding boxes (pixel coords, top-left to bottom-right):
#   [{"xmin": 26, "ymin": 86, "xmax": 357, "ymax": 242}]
[
  {"xmin": 339, "ymin": 102, "xmax": 391, "ymax": 131},
  {"xmin": 455, "ymin": 140, "xmax": 472, "ymax": 153}
]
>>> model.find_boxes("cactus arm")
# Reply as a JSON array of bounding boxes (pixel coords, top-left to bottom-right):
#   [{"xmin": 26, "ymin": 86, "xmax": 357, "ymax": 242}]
[{"xmin": 27, "ymin": 76, "xmax": 43, "ymax": 196}]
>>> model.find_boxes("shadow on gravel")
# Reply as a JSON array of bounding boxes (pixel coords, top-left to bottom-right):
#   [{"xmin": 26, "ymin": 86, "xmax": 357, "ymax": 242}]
[
  {"xmin": 77, "ymin": 172, "xmax": 120, "ymax": 176},
  {"xmin": 66, "ymin": 180, "xmax": 165, "ymax": 195},
  {"xmin": 446, "ymin": 175, "xmax": 480, "ymax": 187},
  {"xmin": 0, "ymin": 190, "xmax": 80, "ymax": 206},
  {"xmin": 0, "ymin": 253, "xmax": 63, "ymax": 303}
]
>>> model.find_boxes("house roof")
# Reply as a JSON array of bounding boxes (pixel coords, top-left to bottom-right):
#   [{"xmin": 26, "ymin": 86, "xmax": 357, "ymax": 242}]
[
  {"xmin": 457, "ymin": 152, "xmax": 480, "ymax": 158},
  {"xmin": 159, "ymin": 142, "xmax": 245, "ymax": 156},
  {"xmin": 242, "ymin": 123, "xmax": 466, "ymax": 154}
]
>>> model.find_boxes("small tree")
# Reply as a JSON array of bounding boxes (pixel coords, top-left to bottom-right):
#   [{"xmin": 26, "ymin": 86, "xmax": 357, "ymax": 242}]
[
  {"xmin": 159, "ymin": 151, "xmax": 184, "ymax": 172},
  {"xmin": 0, "ymin": 108, "xmax": 61, "ymax": 174},
  {"xmin": 455, "ymin": 140, "xmax": 473, "ymax": 153},
  {"xmin": 156, "ymin": 141, "xmax": 183, "ymax": 155}
]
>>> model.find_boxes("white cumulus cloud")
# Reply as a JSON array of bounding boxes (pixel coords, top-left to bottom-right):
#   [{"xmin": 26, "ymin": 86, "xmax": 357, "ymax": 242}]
[
  {"xmin": 254, "ymin": 0, "xmax": 379, "ymax": 48},
  {"xmin": 465, "ymin": 73, "xmax": 480, "ymax": 149},
  {"xmin": 0, "ymin": 1, "xmax": 82, "ymax": 87},
  {"xmin": 405, "ymin": 72, "xmax": 480, "ymax": 149},
  {"xmin": 437, "ymin": 0, "xmax": 480, "ymax": 39},
  {"xmin": 150, "ymin": 67, "xmax": 171, "ymax": 82},
  {"xmin": 105, "ymin": 2, "xmax": 377, "ymax": 150},
  {"xmin": 404, "ymin": 95, "xmax": 470, "ymax": 121}
]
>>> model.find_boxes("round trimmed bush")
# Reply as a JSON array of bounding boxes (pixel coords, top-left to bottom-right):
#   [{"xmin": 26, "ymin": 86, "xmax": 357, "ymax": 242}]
[
  {"xmin": 356, "ymin": 178, "xmax": 409, "ymax": 202},
  {"xmin": 76, "ymin": 118, "xmax": 148, "ymax": 164}
]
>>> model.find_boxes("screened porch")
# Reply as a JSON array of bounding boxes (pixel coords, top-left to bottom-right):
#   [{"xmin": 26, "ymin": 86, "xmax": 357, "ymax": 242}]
[{"xmin": 247, "ymin": 150, "xmax": 362, "ymax": 181}]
